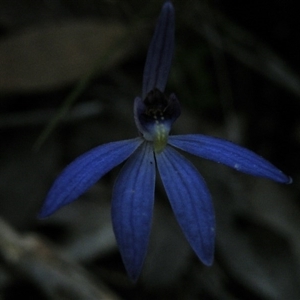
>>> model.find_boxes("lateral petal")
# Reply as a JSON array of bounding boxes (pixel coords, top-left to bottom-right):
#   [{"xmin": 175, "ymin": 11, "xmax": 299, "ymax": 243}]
[
  {"xmin": 169, "ymin": 134, "xmax": 292, "ymax": 184},
  {"xmin": 111, "ymin": 142, "xmax": 155, "ymax": 281},
  {"xmin": 39, "ymin": 138, "xmax": 143, "ymax": 217},
  {"xmin": 156, "ymin": 146, "xmax": 215, "ymax": 266}
]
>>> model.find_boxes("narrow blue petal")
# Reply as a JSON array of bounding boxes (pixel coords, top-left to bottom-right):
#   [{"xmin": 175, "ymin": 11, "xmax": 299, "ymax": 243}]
[
  {"xmin": 169, "ymin": 134, "xmax": 292, "ymax": 184},
  {"xmin": 39, "ymin": 138, "xmax": 143, "ymax": 218},
  {"xmin": 142, "ymin": 1, "xmax": 175, "ymax": 98},
  {"xmin": 111, "ymin": 142, "xmax": 155, "ymax": 281},
  {"xmin": 156, "ymin": 146, "xmax": 215, "ymax": 266}
]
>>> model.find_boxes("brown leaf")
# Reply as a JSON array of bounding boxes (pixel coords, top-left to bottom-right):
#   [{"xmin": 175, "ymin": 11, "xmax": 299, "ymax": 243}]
[{"xmin": 0, "ymin": 20, "xmax": 130, "ymax": 92}]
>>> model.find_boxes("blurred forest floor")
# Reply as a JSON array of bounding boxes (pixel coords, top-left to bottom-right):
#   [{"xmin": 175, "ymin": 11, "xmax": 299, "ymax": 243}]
[{"xmin": 1, "ymin": 0, "xmax": 300, "ymax": 299}]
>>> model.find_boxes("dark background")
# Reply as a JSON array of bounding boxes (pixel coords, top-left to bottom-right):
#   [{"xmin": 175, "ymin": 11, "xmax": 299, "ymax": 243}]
[{"xmin": 1, "ymin": 0, "xmax": 299, "ymax": 299}]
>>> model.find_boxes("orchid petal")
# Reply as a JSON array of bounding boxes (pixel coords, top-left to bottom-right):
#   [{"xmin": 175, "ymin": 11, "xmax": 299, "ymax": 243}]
[
  {"xmin": 142, "ymin": 1, "xmax": 175, "ymax": 98},
  {"xmin": 169, "ymin": 134, "xmax": 292, "ymax": 184},
  {"xmin": 156, "ymin": 146, "xmax": 215, "ymax": 265},
  {"xmin": 39, "ymin": 138, "xmax": 143, "ymax": 218},
  {"xmin": 112, "ymin": 142, "xmax": 155, "ymax": 281}
]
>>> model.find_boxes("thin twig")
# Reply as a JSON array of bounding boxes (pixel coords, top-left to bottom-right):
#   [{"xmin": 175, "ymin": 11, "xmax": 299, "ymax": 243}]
[{"xmin": 0, "ymin": 217, "xmax": 121, "ymax": 300}]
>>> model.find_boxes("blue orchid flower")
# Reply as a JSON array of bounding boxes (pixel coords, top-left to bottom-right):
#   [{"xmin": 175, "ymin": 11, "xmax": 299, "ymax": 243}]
[{"xmin": 39, "ymin": 1, "xmax": 291, "ymax": 281}]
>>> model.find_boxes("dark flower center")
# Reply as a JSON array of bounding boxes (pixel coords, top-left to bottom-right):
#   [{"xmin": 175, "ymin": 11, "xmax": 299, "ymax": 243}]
[
  {"xmin": 134, "ymin": 88, "xmax": 181, "ymax": 153},
  {"xmin": 142, "ymin": 88, "xmax": 177, "ymax": 123}
]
